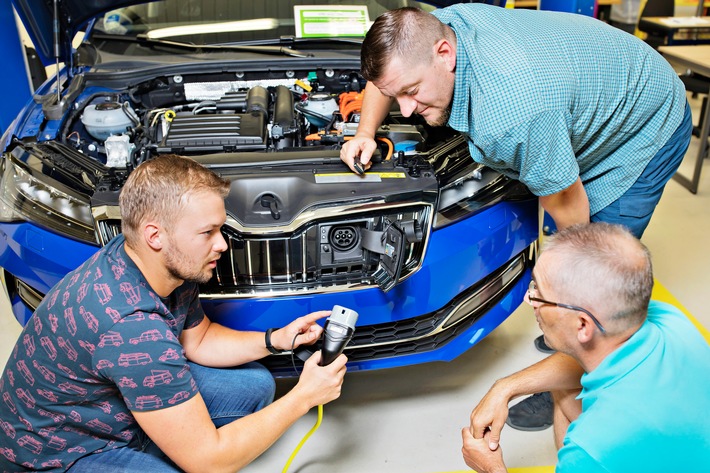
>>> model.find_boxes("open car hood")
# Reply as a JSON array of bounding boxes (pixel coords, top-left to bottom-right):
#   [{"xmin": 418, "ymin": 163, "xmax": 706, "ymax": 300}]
[
  {"xmin": 11, "ymin": 0, "xmax": 486, "ymax": 66},
  {"xmin": 12, "ymin": 0, "xmax": 139, "ymax": 65}
]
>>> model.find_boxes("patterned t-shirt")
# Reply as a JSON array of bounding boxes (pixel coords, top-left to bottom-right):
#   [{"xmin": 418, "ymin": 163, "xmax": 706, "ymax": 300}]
[{"xmin": 0, "ymin": 235, "xmax": 203, "ymax": 472}]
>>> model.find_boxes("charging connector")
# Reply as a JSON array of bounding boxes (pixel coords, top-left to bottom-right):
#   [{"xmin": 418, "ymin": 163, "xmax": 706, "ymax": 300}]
[{"xmin": 281, "ymin": 306, "xmax": 358, "ymax": 473}]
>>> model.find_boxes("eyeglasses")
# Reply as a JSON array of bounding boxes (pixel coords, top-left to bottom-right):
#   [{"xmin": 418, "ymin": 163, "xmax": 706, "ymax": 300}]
[{"xmin": 526, "ymin": 280, "xmax": 606, "ymax": 334}]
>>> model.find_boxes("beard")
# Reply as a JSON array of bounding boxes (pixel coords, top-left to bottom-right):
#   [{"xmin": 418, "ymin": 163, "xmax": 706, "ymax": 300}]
[
  {"xmin": 163, "ymin": 243, "xmax": 215, "ymax": 284},
  {"xmin": 424, "ymin": 103, "xmax": 452, "ymax": 127}
]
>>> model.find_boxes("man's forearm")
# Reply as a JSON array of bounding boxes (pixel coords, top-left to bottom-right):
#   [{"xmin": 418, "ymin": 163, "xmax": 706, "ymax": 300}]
[
  {"xmin": 208, "ymin": 389, "xmax": 312, "ymax": 472},
  {"xmin": 139, "ymin": 389, "xmax": 313, "ymax": 473},
  {"xmin": 539, "ymin": 177, "xmax": 590, "ymax": 231},
  {"xmin": 355, "ymin": 82, "xmax": 394, "ymax": 138},
  {"xmin": 182, "ymin": 320, "xmax": 270, "ymax": 367},
  {"xmin": 495, "ymin": 353, "xmax": 584, "ymax": 402}
]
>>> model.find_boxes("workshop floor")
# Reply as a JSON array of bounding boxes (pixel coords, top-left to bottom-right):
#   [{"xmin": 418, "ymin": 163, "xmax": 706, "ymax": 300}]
[{"xmin": 0, "ymin": 93, "xmax": 708, "ymax": 473}]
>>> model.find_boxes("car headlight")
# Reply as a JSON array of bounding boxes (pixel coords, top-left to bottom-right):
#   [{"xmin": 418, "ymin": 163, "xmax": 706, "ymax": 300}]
[
  {"xmin": 434, "ymin": 163, "xmax": 510, "ymax": 229},
  {"xmin": 0, "ymin": 155, "xmax": 97, "ymax": 243}
]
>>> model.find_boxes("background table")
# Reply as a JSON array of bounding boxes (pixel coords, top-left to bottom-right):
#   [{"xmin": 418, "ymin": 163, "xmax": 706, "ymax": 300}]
[
  {"xmin": 659, "ymin": 44, "xmax": 710, "ymax": 193},
  {"xmin": 639, "ymin": 16, "xmax": 710, "ymax": 45},
  {"xmin": 514, "ymin": 0, "xmax": 620, "ymax": 10}
]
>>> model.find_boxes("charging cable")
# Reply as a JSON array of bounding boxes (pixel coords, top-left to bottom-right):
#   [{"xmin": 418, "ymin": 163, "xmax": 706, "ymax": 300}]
[
  {"xmin": 281, "ymin": 404, "xmax": 323, "ymax": 473},
  {"xmin": 282, "ymin": 332, "xmax": 323, "ymax": 473}
]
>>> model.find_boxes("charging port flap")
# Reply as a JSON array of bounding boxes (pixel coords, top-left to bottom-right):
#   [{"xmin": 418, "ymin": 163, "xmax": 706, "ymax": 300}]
[{"xmin": 361, "ymin": 220, "xmax": 406, "ymax": 292}]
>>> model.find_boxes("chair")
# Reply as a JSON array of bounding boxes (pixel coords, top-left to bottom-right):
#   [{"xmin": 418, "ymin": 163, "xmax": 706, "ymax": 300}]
[
  {"xmin": 636, "ymin": 0, "xmax": 675, "ymax": 49},
  {"xmin": 635, "ymin": 0, "xmax": 709, "ymax": 139},
  {"xmin": 680, "ymin": 72, "xmax": 710, "ymax": 139}
]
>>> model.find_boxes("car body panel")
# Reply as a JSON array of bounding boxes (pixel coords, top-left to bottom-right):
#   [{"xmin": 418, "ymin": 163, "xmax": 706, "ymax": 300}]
[{"xmin": 2, "ymin": 0, "xmax": 536, "ymax": 375}]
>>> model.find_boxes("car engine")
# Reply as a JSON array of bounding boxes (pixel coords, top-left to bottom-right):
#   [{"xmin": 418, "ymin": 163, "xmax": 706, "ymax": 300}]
[{"xmin": 62, "ymin": 72, "xmax": 427, "ymax": 168}]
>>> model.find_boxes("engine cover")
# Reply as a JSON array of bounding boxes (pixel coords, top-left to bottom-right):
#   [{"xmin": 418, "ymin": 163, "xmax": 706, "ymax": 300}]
[{"xmin": 158, "ymin": 111, "xmax": 267, "ymax": 153}]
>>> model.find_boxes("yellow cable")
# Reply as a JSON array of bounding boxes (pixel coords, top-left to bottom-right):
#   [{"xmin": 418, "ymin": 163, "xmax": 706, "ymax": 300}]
[{"xmin": 282, "ymin": 404, "xmax": 324, "ymax": 473}]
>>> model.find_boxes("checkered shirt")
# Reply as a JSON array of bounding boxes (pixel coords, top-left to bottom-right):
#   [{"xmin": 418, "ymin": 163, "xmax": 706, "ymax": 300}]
[{"xmin": 433, "ymin": 4, "xmax": 686, "ymax": 214}]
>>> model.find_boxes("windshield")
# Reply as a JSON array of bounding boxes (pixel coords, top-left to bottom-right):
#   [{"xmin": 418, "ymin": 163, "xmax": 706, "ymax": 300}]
[{"xmin": 93, "ymin": 0, "xmax": 437, "ymax": 45}]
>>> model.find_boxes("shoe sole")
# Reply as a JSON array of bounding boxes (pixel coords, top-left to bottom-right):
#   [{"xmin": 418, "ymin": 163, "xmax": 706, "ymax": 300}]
[
  {"xmin": 534, "ymin": 336, "xmax": 556, "ymax": 355},
  {"xmin": 505, "ymin": 418, "xmax": 553, "ymax": 432}
]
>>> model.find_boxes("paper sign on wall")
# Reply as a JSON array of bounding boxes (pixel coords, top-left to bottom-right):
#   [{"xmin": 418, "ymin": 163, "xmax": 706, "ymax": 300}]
[{"xmin": 294, "ymin": 5, "xmax": 370, "ymax": 38}]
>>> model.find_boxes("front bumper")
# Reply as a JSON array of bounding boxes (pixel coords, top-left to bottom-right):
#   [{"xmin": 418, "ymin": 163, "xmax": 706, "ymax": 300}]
[
  {"xmin": 0, "ymin": 198, "xmax": 538, "ymax": 373},
  {"xmin": 262, "ymin": 249, "xmax": 533, "ymax": 375}
]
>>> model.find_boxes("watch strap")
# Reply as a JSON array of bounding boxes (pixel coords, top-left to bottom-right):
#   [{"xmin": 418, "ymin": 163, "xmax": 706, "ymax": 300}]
[{"xmin": 265, "ymin": 328, "xmax": 284, "ymax": 354}]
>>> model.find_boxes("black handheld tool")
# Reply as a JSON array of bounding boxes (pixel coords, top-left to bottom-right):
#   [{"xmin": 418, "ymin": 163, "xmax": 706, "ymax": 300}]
[
  {"xmin": 353, "ymin": 156, "xmax": 365, "ymax": 175},
  {"xmin": 319, "ymin": 305, "xmax": 359, "ymax": 366}
]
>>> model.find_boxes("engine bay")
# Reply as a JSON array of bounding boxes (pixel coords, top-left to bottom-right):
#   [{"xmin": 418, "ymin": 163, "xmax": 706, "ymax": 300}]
[
  {"xmin": 60, "ymin": 70, "xmax": 429, "ymax": 169},
  {"xmin": 7, "ymin": 66, "xmax": 508, "ymax": 294}
]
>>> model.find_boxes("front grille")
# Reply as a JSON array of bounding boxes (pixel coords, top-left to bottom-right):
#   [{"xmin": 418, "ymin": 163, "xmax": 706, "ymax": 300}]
[
  {"xmin": 212, "ymin": 225, "xmax": 372, "ymax": 289},
  {"xmin": 94, "ymin": 205, "xmax": 430, "ymax": 296},
  {"xmin": 262, "ymin": 248, "xmax": 532, "ymax": 374}
]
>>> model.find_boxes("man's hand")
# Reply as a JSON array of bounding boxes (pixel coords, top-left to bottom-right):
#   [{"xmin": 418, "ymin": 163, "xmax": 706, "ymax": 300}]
[
  {"xmin": 272, "ymin": 310, "xmax": 330, "ymax": 351},
  {"xmin": 293, "ymin": 351, "xmax": 347, "ymax": 408},
  {"xmin": 461, "ymin": 428, "xmax": 507, "ymax": 473},
  {"xmin": 340, "ymin": 135, "xmax": 377, "ymax": 174},
  {"xmin": 469, "ymin": 381, "xmax": 512, "ymax": 451}
]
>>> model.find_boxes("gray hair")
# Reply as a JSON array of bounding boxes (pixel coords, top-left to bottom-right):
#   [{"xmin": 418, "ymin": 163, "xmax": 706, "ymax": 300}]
[
  {"xmin": 361, "ymin": 7, "xmax": 449, "ymax": 82},
  {"xmin": 542, "ymin": 223, "xmax": 653, "ymax": 330},
  {"xmin": 119, "ymin": 154, "xmax": 230, "ymax": 247}
]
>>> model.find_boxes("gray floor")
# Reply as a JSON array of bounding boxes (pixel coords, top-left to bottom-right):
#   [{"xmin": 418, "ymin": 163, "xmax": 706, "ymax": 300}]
[{"xmin": 1, "ymin": 92, "xmax": 708, "ymax": 472}]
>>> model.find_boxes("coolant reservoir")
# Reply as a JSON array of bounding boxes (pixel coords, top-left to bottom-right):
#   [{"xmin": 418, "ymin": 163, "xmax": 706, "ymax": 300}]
[{"xmin": 81, "ymin": 102, "xmax": 135, "ymax": 141}]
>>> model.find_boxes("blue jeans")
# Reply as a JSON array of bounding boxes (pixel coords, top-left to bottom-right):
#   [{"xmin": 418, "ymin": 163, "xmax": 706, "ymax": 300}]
[
  {"xmin": 67, "ymin": 361, "xmax": 275, "ymax": 472},
  {"xmin": 591, "ymin": 101, "xmax": 693, "ymax": 238}
]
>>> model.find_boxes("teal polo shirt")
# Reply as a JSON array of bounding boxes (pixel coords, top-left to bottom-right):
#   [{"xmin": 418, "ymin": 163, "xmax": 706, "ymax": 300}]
[
  {"xmin": 433, "ymin": 5, "xmax": 686, "ymax": 215},
  {"xmin": 557, "ymin": 301, "xmax": 710, "ymax": 472}
]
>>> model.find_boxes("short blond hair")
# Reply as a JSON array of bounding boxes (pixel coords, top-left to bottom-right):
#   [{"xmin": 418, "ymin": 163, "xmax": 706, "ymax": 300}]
[{"xmin": 119, "ymin": 154, "xmax": 230, "ymax": 246}]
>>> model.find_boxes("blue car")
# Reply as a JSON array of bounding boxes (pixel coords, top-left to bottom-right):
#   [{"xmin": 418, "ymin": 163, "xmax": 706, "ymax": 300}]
[{"xmin": 1, "ymin": 0, "xmax": 537, "ymax": 375}]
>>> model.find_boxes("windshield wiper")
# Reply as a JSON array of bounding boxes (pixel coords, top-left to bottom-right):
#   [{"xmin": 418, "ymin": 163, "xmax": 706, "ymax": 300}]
[
  {"xmin": 222, "ymin": 36, "xmax": 363, "ymax": 48},
  {"xmin": 283, "ymin": 36, "xmax": 363, "ymax": 46},
  {"xmin": 93, "ymin": 33, "xmax": 313, "ymax": 58},
  {"xmin": 137, "ymin": 34, "xmax": 314, "ymax": 57}
]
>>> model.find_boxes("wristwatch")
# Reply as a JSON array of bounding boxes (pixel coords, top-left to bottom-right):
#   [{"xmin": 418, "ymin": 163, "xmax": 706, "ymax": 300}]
[{"xmin": 265, "ymin": 328, "xmax": 285, "ymax": 354}]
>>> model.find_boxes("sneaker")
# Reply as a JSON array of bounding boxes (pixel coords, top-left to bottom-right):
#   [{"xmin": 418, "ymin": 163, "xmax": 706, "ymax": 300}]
[
  {"xmin": 534, "ymin": 335, "xmax": 555, "ymax": 354},
  {"xmin": 506, "ymin": 392, "xmax": 553, "ymax": 431}
]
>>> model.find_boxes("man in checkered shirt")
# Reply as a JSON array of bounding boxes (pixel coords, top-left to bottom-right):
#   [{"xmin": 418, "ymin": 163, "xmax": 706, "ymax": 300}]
[{"xmin": 341, "ymin": 3, "xmax": 691, "ymax": 434}]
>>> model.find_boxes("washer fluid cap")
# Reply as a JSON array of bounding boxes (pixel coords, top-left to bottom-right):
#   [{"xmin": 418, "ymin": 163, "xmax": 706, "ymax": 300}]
[
  {"xmin": 394, "ymin": 140, "xmax": 419, "ymax": 152},
  {"xmin": 81, "ymin": 103, "xmax": 135, "ymax": 141}
]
